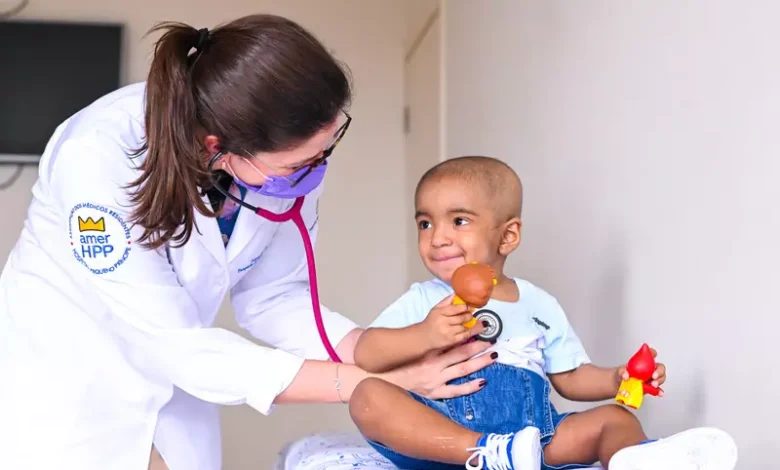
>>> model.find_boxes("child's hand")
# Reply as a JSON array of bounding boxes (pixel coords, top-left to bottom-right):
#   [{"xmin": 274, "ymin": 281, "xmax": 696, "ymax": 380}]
[
  {"xmin": 421, "ymin": 294, "xmax": 484, "ymax": 349},
  {"xmin": 616, "ymin": 347, "xmax": 667, "ymax": 396}
]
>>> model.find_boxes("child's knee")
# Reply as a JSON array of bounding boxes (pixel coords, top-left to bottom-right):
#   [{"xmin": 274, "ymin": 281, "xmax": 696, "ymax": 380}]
[
  {"xmin": 348, "ymin": 377, "xmax": 395, "ymax": 427},
  {"xmin": 597, "ymin": 404, "xmax": 641, "ymax": 431},
  {"xmin": 352, "ymin": 376, "xmax": 394, "ymax": 402}
]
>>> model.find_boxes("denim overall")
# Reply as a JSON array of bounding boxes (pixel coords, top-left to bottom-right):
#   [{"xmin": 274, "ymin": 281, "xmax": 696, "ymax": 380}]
[{"xmin": 366, "ymin": 363, "xmax": 594, "ymax": 470}]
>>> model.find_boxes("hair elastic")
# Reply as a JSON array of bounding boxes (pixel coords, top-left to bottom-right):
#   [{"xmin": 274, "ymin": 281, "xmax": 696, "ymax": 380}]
[{"xmin": 194, "ymin": 27, "xmax": 210, "ymax": 52}]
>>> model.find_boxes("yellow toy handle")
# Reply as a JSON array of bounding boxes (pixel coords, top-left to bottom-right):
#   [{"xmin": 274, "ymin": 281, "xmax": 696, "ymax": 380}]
[
  {"xmin": 615, "ymin": 377, "xmax": 645, "ymax": 409},
  {"xmin": 454, "ymin": 295, "xmax": 478, "ymax": 328}
]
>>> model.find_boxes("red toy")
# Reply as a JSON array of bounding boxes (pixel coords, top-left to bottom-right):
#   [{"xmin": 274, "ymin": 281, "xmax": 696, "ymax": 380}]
[{"xmin": 615, "ymin": 343, "xmax": 662, "ymax": 409}]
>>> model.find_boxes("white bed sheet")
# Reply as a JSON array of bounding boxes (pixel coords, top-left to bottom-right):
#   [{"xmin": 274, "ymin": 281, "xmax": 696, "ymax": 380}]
[{"xmin": 274, "ymin": 432, "xmax": 603, "ymax": 469}]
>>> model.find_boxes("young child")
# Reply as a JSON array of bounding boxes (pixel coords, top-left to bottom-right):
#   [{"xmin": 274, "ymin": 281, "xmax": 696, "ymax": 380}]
[{"xmin": 350, "ymin": 156, "xmax": 738, "ymax": 470}]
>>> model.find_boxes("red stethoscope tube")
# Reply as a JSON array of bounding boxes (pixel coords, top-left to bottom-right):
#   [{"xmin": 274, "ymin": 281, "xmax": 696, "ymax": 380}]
[{"xmin": 253, "ymin": 197, "xmax": 342, "ymax": 363}]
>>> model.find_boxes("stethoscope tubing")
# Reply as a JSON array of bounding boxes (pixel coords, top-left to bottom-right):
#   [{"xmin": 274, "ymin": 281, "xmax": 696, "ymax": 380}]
[{"xmin": 207, "ymin": 152, "xmax": 342, "ymax": 362}]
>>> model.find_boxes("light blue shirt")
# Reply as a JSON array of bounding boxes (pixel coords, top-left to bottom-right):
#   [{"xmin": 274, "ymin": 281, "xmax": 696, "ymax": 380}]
[{"xmin": 370, "ymin": 277, "xmax": 591, "ymax": 375}]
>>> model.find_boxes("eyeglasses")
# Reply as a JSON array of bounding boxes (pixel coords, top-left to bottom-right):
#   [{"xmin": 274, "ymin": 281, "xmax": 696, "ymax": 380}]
[
  {"xmin": 293, "ymin": 111, "xmax": 352, "ymax": 186},
  {"xmin": 247, "ymin": 111, "xmax": 352, "ymax": 187}
]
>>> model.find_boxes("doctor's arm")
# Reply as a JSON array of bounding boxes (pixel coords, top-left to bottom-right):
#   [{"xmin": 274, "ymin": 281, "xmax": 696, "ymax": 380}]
[
  {"xmin": 230, "ymin": 183, "xmax": 362, "ymax": 362},
  {"xmin": 51, "ymin": 137, "xmax": 305, "ymax": 415},
  {"xmin": 273, "ymin": 333, "xmax": 497, "ymax": 404}
]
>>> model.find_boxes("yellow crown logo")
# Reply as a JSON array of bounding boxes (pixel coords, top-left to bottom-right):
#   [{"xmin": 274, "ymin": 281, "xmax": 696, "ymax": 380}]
[{"xmin": 78, "ymin": 216, "xmax": 105, "ymax": 232}]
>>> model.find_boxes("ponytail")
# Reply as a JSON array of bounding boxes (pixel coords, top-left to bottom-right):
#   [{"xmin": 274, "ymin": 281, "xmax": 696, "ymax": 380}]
[
  {"xmin": 127, "ymin": 15, "xmax": 352, "ymax": 251},
  {"xmin": 128, "ymin": 22, "xmax": 213, "ymax": 250}
]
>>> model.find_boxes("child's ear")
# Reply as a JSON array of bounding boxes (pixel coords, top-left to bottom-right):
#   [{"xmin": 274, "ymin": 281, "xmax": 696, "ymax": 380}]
[{"xmin": 499, "ymin": 218, "xmax": 522, "ymax": 256}]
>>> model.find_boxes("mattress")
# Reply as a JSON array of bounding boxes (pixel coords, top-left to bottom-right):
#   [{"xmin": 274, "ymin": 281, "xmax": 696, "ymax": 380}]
[{"xmin": 274, "ymin": 432, "xmax": 604, "ymax": 469}]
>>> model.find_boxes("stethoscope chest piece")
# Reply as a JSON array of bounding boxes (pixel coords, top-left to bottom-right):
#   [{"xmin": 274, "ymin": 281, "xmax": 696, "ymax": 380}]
[{"xmin": 474, "ymin": 309, "xmax": 503, "ymax": 342}]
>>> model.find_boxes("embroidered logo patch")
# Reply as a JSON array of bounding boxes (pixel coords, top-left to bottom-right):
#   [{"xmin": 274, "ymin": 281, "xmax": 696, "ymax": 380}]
[{"xmin": 68, "ymin": 203, "xmax": 132, "ymax": 275}]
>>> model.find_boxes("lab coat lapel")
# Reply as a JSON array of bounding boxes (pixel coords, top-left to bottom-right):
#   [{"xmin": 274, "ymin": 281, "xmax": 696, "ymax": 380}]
[
  {"xmin": 225, "ymin": 190, "xmax": 285, "ymax": 263},
  {"xmin": 193, "ymin": 193, "xmax": 227, "ymax": 268}
]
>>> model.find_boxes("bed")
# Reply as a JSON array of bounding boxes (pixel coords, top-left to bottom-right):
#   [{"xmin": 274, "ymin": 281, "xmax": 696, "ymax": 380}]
[{"xmin": 274, "ymin": 432, "xmax": 604, "ymax": 469}]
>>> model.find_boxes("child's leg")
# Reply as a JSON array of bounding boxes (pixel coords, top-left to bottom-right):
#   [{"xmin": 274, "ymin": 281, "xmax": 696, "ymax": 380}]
[
  {"xmin": 350, "ymin": 377, "xmax": 482, "ymax": 465},
  {"xmin": 542, "ymin": 404, "xmax": 645, "ymax": 469},
  {"xmin": 542, "ymin": 404, "xmax": 738, "ymax": 470},
  {"xmin": 350, "ymin": 377, "xmax": 541, "ymax": 469}
]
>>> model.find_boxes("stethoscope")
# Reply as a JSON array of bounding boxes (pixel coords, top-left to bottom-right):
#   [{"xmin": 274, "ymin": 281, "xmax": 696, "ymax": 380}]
[{"xmin": 208, "ymin": 152, "xmax": 343, "ymax": 363}]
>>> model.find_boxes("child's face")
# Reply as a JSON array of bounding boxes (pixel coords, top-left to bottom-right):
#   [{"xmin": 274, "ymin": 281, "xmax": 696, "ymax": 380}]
[{"xmin": 415, "ymin": 177, "xmax": 515, "ymax": 283}]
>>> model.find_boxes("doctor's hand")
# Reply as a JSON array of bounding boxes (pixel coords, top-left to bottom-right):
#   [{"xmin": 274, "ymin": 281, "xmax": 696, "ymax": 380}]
[
  {"xmin": 389, "ymin": 339, "xmax": 498, "ymax": 399},
  {"xmin": 420, "ymin": 294, "xmax": 486, "ymax": 349}
]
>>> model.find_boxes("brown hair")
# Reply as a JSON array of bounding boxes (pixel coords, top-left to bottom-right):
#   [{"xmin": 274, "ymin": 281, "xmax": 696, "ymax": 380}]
[{"xmin": 128, "ymin": 14, "xmax": 352, "ymax": 250}]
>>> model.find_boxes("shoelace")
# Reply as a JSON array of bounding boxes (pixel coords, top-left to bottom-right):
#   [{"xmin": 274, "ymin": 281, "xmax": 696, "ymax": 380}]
[{"xmin": 465, "ymin": 433, "xmax": 514, "ymax": 470}]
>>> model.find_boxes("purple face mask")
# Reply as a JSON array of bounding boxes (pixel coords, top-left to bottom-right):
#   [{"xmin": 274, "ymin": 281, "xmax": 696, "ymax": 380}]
[{"xmin": 232, "ymin": 160, "xmax": 327, "ymax": 199}]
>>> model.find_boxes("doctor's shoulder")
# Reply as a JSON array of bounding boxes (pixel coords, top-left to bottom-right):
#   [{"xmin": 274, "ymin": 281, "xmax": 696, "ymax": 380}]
[
  {"xmin": 44, "ymin": 84, "xmax": 148, "ymax": 187},
  {"xmin": 46, "ymin": 81, "xmax": 217, "ymax": 255}
]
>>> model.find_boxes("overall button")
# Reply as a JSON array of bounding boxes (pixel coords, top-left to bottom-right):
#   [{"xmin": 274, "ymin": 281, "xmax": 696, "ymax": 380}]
[{"xmin": 465, "ymin": 413, "xmax": 474, "ymax": 421}]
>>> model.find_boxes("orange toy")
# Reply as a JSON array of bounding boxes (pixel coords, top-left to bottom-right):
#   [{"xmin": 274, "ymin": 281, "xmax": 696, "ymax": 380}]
[
  {"xmin": 615, "ymin": 343, "xmax": 663, "ymax": 409},
  {"xmin": 450, "ymin": 262, "xmax": 502, "ymax": 341}
]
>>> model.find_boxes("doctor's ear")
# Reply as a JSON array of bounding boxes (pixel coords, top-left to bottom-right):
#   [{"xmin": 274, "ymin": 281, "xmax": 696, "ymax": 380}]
[
  {"xmin": 203, "ymin": 135, "xmax": 221, "ymax": 155},
  {"xmin": 498, "ymin": 218, "xmax": 522, "ymax": 256},
  {"xmin": 203, "ymin": 135, "xmax": 232, "ymax": 170}
]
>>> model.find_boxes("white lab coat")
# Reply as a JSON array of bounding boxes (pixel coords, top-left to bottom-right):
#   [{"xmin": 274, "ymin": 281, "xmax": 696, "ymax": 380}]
[{"xmin": 0, "ymin": 83, "xmax": 358, "ymax": 470}]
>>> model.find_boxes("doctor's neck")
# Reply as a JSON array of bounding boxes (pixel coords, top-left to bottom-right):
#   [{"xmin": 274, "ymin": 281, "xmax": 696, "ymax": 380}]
[{"xmin": 123, "ymin": 14, "xmax": 352, "ymax": 251}]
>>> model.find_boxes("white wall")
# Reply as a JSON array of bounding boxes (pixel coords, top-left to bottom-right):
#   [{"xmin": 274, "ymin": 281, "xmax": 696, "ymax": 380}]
[
  {"xmin": 443, "ymin": 1, "xmax": 779, "ymax": 468},
  {"xmin": 1, "ymin": 1, "xmax": 408, "ymax": 468}
]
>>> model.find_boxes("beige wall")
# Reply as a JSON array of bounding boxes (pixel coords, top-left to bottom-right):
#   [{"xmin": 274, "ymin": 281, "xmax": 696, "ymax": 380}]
[
  {"xmin": 443, "ymin": 1, "xmax": 779, "ymax": 467},
  {"xmin": 1, "ymin": 1, "xmax": 410, "ymax": 468},
  {"xmin": 403, "ymin": 3, "xmax": 442, "ymax": 285},
  {"xmin": 402, "ymin": 0, "xmax": 438, "ymax": 51}
]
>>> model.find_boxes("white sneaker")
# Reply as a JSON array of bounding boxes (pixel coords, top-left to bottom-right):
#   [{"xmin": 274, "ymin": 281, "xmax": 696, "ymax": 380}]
[
  {"xmin": 465, "ymin": 426, "xmax": 542, "ymax": 470},
  {"xmin": 608, "ymin": 427, "xmax": 738, "ymax": 470}
]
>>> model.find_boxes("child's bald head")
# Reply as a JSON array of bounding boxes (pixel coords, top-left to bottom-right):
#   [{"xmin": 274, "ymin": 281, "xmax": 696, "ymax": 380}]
[{"xmin": 415, "ymin": 156, "xmax": 523, "ymax": 222}]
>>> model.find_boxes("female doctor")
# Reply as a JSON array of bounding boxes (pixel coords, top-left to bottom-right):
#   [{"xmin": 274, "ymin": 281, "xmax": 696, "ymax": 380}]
[{"xmin": 0, "ymin": 14, "xmax": 494, "ymax": 470}]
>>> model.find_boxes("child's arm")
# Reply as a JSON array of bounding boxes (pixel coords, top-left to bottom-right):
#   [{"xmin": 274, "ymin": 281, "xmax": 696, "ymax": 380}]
[
  {"xmin": 531, "ymin": 291, "xmax": 611, "ymax": 400},
  {"xmin": 354, "ymin": 324, "xmax": 430, "ymax": 373},
  {"xmin": 355, "ymin": 294, "xmax": 476, "ymax": 373},
  {"xmin": 548, "ymin": 364, "xmax": 621, "ymax": 401},
  {"xmin": 549, "ymin": 351, "xmax": 668, "ymax": 402}
]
